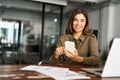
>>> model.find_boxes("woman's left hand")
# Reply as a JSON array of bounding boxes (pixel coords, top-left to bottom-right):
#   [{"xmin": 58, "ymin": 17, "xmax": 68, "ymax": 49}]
[{"xmin": 64, "ymin": 48, "xmax": 83, "ymax": 63}]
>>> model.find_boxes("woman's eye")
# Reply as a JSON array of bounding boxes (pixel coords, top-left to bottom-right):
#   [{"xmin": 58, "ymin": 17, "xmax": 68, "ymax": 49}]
[
  {"xmin": 73, "ymin": 18, "xmax": 78, "ymax": 21},
  {"xmin": 81, "ymin": 20, "xmax": 85, "ymax": 22},
  {"xmin": 81, "ymin": 19, "xmax": 86, "ymax": 22}
]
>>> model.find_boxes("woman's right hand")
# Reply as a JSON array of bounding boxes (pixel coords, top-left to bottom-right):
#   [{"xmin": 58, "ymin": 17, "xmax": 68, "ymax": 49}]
[{"xmin": 55, "ymin": 47, "xmax": 64, "ymax": 58}]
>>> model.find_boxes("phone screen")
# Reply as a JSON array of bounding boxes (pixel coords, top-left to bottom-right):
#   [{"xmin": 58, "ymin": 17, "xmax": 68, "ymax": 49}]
[{"xmin": 65, "ymin": 41, "xmax": 75, "ymax": 53}]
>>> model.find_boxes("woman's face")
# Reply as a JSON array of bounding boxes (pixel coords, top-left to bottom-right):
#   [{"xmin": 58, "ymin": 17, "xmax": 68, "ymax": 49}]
[{"xmin": 73, "ymin": 13, "xmax": 86, "ymax": 33}]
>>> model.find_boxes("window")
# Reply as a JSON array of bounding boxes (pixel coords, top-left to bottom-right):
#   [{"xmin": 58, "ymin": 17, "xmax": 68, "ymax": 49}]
[{"xmin": 0, "ymin": 19, "xmax": 20, "ymax": 50}]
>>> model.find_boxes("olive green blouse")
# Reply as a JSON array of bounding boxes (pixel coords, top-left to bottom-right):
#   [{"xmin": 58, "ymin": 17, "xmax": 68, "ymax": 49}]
[{"xmin": 49, "ymin": 34, "xmax": 100, "ymax": 66}]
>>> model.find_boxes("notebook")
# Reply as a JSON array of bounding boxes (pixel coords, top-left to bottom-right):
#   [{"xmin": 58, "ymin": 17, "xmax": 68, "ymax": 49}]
[{"xmin": 81, "ymin": 38, "xmax": 120, "ymax": 77}]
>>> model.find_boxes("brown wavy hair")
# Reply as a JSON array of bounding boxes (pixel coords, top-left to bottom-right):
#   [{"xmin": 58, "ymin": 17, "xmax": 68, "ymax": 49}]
[{"xmin": 65, "ymin": 8, "xmax": 93, "ymax": 35}]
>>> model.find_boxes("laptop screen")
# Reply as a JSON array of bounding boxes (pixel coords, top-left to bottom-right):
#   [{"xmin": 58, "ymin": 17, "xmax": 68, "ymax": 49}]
[{"xmin": 102, "ymin": 38, "xmax": 120, "ymax": 77}]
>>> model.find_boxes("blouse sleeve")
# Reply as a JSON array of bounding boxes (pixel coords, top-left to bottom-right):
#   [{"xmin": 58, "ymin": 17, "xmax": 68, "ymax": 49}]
[{"xmin": 82, "ymin": 35, "xmax": 100, "ymax": 66}]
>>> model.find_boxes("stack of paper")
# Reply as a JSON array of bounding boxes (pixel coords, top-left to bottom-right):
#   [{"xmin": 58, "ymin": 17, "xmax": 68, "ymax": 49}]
[{"xmin": 21, "ymin": 65, "xmax": 90, "ymax": 80}]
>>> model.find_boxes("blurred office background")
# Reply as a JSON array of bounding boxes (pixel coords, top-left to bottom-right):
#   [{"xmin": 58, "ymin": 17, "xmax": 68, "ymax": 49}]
[{"xmin": 0, "ymin": 0, "xmax": 120, "ymax": 64}]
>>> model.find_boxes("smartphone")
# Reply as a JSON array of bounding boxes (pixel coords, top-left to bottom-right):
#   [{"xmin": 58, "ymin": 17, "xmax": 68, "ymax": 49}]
[{"xmin": 65, "ymin": 41, "xmax": 75, "ymax": 53}]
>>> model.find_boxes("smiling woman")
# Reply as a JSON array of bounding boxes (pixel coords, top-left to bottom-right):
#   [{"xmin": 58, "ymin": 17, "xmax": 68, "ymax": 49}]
[
  {"xmin": 72, "ymin": 14, "xmax": 86, "ymax": 39},
  {"xmin": 49, "ymin": 8, "xmax": 100, "ymax": 66}
]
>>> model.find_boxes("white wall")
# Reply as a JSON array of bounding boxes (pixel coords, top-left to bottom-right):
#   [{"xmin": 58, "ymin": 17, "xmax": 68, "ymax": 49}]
[
  {"xmin": 113, "ymin": 4, "xmax": 120, "ymax": 37},
  {"xmin": 89, "ymin": 10, "xmax": 100, "ymax": 30},
  {"xmin": 99, "ymin": 2, "xmax": 120, "ymax": 52},
  {"xmin": 100, "ymin": 4, "xmax": 110, "ymax": 51}
]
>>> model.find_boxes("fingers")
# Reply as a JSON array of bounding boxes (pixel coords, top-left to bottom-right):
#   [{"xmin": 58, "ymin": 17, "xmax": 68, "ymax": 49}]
[
  {"xmin": 56, "ymin": 47, "xmax": 64, "ymax": 54},
  {"xmin": 64, "ymin": 49, "xmax": 73, "ymax": 58},
  {"xmin": 64, "ymin": 48, "xmax": 78, "ymax": 58},
  {"xmin": 55, "ymin": 47, "xmax": 64, "ymax": 58}
]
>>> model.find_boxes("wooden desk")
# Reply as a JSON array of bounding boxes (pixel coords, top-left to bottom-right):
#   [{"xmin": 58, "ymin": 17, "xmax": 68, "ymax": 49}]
[{"xmin": 0, "ymin": 64, "xmax": 119, "ymax": 80}]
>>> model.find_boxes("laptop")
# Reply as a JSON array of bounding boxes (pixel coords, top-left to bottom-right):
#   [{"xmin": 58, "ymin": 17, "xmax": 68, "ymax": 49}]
[{"xmin": 81, "ymin": 38, "xmax": 120, "ymax": 77}]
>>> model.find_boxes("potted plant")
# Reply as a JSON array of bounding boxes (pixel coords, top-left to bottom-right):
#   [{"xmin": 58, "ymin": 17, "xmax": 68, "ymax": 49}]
[{"xmin": 100, "ymin": 49, "xmax": 109, "ymax": 65}]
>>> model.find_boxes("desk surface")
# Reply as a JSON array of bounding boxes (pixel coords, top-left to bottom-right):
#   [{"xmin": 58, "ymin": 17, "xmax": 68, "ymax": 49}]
[{"xmin": 0, "ymin": 64, "xmax": 119, "ymax": 80}]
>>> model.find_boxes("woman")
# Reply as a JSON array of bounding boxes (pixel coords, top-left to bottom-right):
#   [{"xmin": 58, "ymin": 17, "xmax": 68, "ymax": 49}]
[{"xmin": 49, "ymin": 8, "xmax": 100, "ymax": 66}]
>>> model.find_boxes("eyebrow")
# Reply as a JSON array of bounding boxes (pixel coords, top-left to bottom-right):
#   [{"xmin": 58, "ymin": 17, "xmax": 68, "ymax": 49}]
[{"xmin": 73, "ymin": 18, "xmax": 86, "ymax": 21}]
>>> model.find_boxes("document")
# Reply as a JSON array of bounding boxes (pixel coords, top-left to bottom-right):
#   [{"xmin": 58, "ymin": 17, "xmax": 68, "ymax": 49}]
[{"xmin": 21, "ymin": 65, "xmax": 90, "ymax": 80}]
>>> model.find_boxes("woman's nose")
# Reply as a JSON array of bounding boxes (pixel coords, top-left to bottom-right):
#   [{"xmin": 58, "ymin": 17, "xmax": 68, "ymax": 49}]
[{"xmin": 77, "ymin": 20, "xmax": 81, "ymax": 25}]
